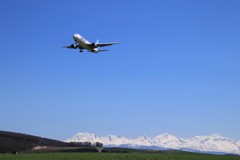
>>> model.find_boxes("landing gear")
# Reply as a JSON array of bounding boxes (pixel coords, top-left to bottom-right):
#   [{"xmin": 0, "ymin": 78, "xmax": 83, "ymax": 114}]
[{"xmin": 79, "ymin": 49, "xmax": 83, "ymax": 52}]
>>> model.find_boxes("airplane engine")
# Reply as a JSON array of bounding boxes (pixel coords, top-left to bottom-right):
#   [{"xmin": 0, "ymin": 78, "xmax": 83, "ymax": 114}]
[
  {"xmin": 91, "ymin": 42, "xmax": 97, "ymax": 47},
  {"xmin": 71, "ymin": 44, "xmax": 77, "ymax": 48}
]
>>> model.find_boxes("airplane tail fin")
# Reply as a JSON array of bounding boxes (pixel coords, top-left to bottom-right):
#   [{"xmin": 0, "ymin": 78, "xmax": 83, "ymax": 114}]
[
  {"xmin": 96, "ymin": 39, "xmax": 99, "ymax": 44},
  {"xmin": 88, "ymin": 49, "xmax": 109, "ymax": 53}
]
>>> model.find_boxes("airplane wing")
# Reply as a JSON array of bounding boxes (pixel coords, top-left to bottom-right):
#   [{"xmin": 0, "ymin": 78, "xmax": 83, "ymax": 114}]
[
  {"xmin": 63, "ymin": 44, "xmax": 78, "ymax": 49},
  {"xmin": 98, "ymin": 49, "xmax": 109, "ymax": 52},
  {"xmin": 96, "ymin": 42, "xmax": 120, "ymax": 47}
]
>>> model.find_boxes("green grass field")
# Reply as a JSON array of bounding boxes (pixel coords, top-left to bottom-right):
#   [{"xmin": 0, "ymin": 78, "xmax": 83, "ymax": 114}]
[{"xmin": 0, "ymin": 152, "xmax": 240, "ymax": 160}]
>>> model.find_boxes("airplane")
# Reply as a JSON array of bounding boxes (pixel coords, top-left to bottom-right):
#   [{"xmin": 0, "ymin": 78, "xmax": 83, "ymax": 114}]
[{"xmin": 64, "ymin": 33, "xmax": 120, "ymax": 53}]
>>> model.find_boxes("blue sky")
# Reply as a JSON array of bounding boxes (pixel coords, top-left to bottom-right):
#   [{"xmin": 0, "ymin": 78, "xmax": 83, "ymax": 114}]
[{"xmin": 0, "ymin": 0, "xmax": 240, "ymax": 140}]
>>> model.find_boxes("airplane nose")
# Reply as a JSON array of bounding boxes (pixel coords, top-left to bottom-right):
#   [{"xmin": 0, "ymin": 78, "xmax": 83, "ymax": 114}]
[
  {"xmin": 73, "ymin": 33, "xmax": 80, "ymax": 39},
  {"xmin": 74, "ymin": 33, "xmax": 79, "ymax": 36},
  {"xmin": 73, "ymin": 33, "xmax": 78, "ymax": 40}
]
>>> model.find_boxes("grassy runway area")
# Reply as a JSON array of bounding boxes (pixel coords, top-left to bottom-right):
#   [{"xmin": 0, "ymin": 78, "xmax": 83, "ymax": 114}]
[{"xmin": 0, "ymin": 152, "xmax": 240, "ymax": 160}]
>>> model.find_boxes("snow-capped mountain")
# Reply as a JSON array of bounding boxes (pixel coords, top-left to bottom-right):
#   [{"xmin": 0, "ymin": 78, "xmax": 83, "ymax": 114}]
[{"xmin": 66, "ymin": 132, "xmax": 240, "ymax": 155}]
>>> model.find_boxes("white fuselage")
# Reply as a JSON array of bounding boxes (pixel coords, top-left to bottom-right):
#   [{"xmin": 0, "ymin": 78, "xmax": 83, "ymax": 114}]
[{"xmin": 73, "ymin": 33, "xmax": 96, "ymax": 52}]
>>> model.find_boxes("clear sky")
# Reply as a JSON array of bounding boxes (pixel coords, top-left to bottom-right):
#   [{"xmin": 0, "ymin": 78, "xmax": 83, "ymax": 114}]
[{"xmin": 0, "ymin": 0, "xmax": 240, "ymax": 140}]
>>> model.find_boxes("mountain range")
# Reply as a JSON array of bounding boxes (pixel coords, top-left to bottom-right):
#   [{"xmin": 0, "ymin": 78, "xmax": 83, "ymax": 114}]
[{"xmin": 66, "ymin": 132, "xmax": 240, "ymax": 155}]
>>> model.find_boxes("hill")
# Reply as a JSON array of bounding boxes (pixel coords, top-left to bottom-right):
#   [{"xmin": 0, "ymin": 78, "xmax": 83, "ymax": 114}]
[{"xmin": 0, "ymin": 131, "xmax": 96, "ymax": 153}]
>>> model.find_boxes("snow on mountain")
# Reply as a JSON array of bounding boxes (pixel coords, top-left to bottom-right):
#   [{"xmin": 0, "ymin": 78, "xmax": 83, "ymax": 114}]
[
  {"xmin": 66, "ymin": 132, "xmax": 240, "ymax": 155},
  {"xmin": 152, "ymin": 133, "xmax": 183, "ymax": 149}
]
